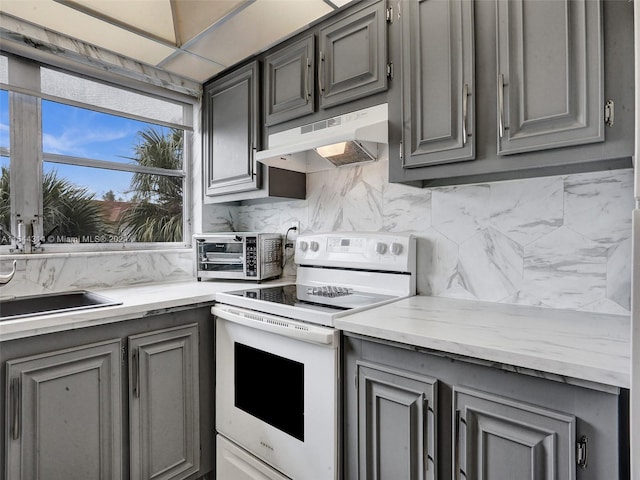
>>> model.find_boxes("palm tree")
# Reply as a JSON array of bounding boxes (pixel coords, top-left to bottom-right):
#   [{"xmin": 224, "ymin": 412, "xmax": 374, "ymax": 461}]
[
  {"xmin": 43, "ymin": 169, "xmax": 108, "ymax": 240},
  {"xmin": 0, "ymin": 166, "xmax": 109, "ymax": 244},
  {"xmin": 117, "ymin": 128, "xmax": 183, "ymax": 242}
]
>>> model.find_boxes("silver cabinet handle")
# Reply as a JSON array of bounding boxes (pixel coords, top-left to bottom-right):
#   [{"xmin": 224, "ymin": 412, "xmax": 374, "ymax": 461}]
[
  {"xmin": 319, "ymin": 51, "xmax": 325, "ymax": 96},
  {"xmin": 132, "ymin": 348, "xmax": 140, "ymax": 398},
  {"xmin": 11, "ymin": 377, "xmax": 21, "ymax": 440},
  {"xmin": 462, "ymin": 83, "xmax": 469, "ymax": 146},
  {"xmin": 304, "ymin": 57, "xmax": 311, "ymax": 103},
  {"xmin": 498, "ymin": 73, "xmax": 505, "ymax": 138}
]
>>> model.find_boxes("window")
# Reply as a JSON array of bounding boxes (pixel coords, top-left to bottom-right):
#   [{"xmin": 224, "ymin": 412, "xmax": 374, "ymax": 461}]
[
  {"xmin": 0, "ymin": 55, "xmax": 194, "ymax": 251},
  {"xmin": 0, "ymin": 87, "xmax": 9, "ymax": 245}
]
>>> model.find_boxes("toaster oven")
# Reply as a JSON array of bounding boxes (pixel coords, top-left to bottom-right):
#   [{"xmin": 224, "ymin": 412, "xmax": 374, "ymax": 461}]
[{"xmin": 194, "ymin": 233, "xmax": 282, "ymax": 281}]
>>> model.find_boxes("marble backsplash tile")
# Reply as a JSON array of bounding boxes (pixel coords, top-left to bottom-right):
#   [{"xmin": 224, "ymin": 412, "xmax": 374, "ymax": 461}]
[
  {"xmin": 231, "ymin": 163, "xmax": 634, "ymax": 315},
  {"xmin": 0, "ymin": 249, "xmax": 194, "ymax": 297}
]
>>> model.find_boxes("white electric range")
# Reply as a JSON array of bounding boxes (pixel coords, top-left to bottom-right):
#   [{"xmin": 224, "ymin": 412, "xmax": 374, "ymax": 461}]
[{"xmin": 213, "ymin": 232, "xmax": 416, "ymax": 480}]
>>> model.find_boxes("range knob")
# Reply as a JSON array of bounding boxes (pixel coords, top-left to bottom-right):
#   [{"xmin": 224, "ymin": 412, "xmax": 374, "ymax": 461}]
[
  {"xmin": 310, "ymin": 241, "xmax": 320, "ymax": 252},
  {"xmin": 298, "ymin": 240, "xmax": 309, "ymax": 252},
  {"xmin": 375, "ymin": 242, "xmax": 387, "ymax": 255},
  {"xmin": 390, "ymin": 242, "xmax": 403, "ymax": 255}
]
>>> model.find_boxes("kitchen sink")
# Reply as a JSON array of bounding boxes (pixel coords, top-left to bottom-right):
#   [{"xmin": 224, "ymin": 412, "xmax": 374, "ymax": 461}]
[{"xmin": 0, "ymin": 290, "xmax": 122, "ymax": 321}]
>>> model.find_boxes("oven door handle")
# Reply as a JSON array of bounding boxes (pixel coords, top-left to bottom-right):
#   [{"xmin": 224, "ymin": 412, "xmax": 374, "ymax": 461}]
[{"xmin": 212, "ymin": 305, "xmax": 338, "ymax": 347}]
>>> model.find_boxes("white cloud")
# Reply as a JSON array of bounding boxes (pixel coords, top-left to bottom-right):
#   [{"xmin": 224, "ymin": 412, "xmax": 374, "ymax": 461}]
[{"xmin": 43, "ymin": 127, "xmax": 130, "ymax": 157}]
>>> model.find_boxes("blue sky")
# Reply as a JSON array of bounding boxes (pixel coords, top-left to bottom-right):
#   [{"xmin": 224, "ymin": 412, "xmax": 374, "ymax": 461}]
[{"xmin": 0, "ymin": 90, "xmax": 174, "ymax": 201}]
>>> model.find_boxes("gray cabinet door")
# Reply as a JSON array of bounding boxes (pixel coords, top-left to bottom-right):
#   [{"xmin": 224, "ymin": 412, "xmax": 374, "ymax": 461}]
[
  {"xmin": 5, "ymin": 340, "xmax": 122, "ymax": 480},
  {"xmin": 496, "ymin": 0, "xmax": 603, "ymax": 155},
  {"xmin": 319, "ymin": 0, "xmax": 388, "ymax": 109},
  {"xmin": 264, "ymin": 35, "xmax": 315, "ymax": 126},
  {"xmin": 402, "ymin": 0, "xmax": 475, "ymax": 168},
  {"xmin": 454, "ymin": 386, "xmax": 576, "ymax": 480},
  {"xmin": 203, "ymin": 61, "xmax": 260, "ymax": 196},
  {"xmin": 129, "ymin": 324, "xmax": 199, "ymax": 480},
  {"xmin": 357, "ymin": 361, "xmax": 437, "ymax": 480}
]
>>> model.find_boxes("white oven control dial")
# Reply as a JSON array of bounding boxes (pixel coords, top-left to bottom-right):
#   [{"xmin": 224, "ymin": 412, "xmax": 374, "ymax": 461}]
[
  {"xmin": 298, "ymin": 240, "xmax": 309, "ymax": 252},
  {"xmin": 310, "ymin": 241, "xmax": 320, "ymax": 252},
  {"xmin": 390, "ymin": 242, "xmax": 403, "ymax": 255},
  {"xmin": 375, "ymin": 242, "xmax": 387, "ymax": 255}
]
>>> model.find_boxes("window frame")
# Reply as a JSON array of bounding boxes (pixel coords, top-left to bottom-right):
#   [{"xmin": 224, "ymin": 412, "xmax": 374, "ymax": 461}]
[{"xmin": 0, "ymin": 53, "xmax": 196, "ymax": 253}]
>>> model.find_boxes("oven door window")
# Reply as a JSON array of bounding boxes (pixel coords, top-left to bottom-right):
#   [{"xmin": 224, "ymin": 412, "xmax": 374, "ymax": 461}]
[
  {"xmin": 198, "ymin": 243, "xmax": 244, "ymax": 272},
  {"xmin": 234, "ymin": 342, "xmax": 304, "ymax": 441}
]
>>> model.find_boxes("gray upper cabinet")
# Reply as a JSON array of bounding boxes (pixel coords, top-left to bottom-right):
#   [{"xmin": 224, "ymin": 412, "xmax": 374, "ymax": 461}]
[
  {"xmin": 496, "ymin": 0, "xmax": 603, "ymax": 155},
  {"xmin": 5, "ymin": 340, "xmax": 122, "ymax": 480},
  {"xmin": 264, "ymin": 35, "xmax": 315, "ymax": 126},
  {"xmin": 454, "ymin": 386, "xmax": 576, "ymax": 480},
  {"xmin": 319, "ymin": 0, "xmax": 388, "ymax": 110},
  {"xmin": 129, "ymin": 324, "xmax": 200, "ymax": 480},
  {"xmin": 390, "ymin": 0, "xmax": 633, "ymax": 187},
  {"xmin": 203, "ymin": 61, "xmax": 260, "ymax": 197},
  {"xmin": 401, "ymin": 0, "xmax": 475, "ymax": 168}
]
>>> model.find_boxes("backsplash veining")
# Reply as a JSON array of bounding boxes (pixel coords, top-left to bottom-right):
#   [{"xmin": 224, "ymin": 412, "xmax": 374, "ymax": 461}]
[{"xmin": 228, "ymin": 159, "xmax": 633, "ymax": 315}]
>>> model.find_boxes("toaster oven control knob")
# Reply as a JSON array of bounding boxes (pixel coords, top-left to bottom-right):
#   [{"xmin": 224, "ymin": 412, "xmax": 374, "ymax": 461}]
[
  {"xmin": 310, "ymin": 241, "xmax": 320, "ymax": 252},
  {"xmin": 299, "ymin": 240, "xmax": 308, "ymax": 252},
  {"xmin": 375, "ymin": 242, "xmax": 387, "ymax": 255},
  {"xmin": 390, "ymin": 242, "xmax": 403, "ymax": 255}
]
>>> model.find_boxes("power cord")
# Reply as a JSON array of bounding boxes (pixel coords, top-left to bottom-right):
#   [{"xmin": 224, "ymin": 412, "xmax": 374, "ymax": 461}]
[{"xmin": 282, "ymin": 226, "xmax": 297, "ymax": 270}]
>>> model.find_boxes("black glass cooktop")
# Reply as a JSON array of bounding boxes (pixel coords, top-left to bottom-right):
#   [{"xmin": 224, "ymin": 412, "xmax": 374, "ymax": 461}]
[{"xmin": 227, "ymin": 284, "xmax": 397, "ymax": 311}]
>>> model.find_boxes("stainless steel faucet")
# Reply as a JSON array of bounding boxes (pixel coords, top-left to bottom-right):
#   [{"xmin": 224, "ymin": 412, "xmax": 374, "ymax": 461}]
[{"xmin": 0, "ymin": 259, "xmax": 17, "ymax": 285}]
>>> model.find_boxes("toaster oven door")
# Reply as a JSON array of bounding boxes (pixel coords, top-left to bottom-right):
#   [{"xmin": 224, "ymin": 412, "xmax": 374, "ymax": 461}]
[{"xmin": 197, "ymin": 238, "xmax": 245, "ymax": 278}]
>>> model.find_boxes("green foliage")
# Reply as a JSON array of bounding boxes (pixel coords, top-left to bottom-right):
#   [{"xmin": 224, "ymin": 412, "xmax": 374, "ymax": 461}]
[
  {"xmin": 43, "ymin": 169, "xmax": 108, "ymax": 239},
  {"xmin": 117, "ymin": 127, "xmax": 183, "ymax": 243}
]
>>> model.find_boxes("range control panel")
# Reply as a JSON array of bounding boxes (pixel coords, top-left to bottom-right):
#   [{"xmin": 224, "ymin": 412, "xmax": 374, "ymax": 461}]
[{"xmin": 295, "ymin": 233, "xmax": 416, "ymax": 274}]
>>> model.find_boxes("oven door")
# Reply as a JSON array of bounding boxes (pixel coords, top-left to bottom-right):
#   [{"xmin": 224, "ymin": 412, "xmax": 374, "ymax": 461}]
[{"xmin": 213, "ymin": 305, "xmax": 339, "ymax": 480}]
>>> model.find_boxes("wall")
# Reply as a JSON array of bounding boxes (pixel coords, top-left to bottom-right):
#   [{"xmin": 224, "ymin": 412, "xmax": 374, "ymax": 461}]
[{"xmin": 222, "ymin": 156, "xmax": 634, "ymax": 316}]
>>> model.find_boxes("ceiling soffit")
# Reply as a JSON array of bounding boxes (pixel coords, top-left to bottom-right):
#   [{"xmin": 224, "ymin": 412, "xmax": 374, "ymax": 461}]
[{"xmin": 0, "ymin": 0, "xmax": 347, "ymax": 83}]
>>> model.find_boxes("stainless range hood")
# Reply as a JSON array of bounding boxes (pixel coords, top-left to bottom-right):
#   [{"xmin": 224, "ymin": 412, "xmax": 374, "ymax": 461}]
[{"xmin": 255, "ymin": 103, "xmax": 388, "ymax": 173}]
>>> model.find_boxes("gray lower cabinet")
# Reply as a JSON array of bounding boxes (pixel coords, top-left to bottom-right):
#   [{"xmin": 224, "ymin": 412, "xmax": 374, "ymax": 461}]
[
  {"xmin": 203, "ymin": 61, "xmax": 260, "ymax": 197},
  {"xmin": 318, "ymin": 0, "xmax": 388, "ymax": 110},
  {"xmin": 344, "ymin": 334, "xmax": 626, "ymax": 480},
  {"xmin": 357, "ymin": 361, "xmax": 437, "ymax": 480},
  {"xmin": 454, "ymin": 386, "xmax": 576, "ymax": 480},
  {"xmin": 401, "ymin": 0, "xmax": 475, "ymax": 168},
  {"xmin": 2, "ymin": 307, "xmax": 214, "ymax": 480},
  {"xmin": 264, "ymin": 35, "xmax": 315, "ymax": 126},
  {"xmin": 496, "ymin": 0, "xmax": 603, "ymax": 155},
  {"xmin": 5, "ymin": 339, "xmax": 122, "ymax": 480},
  {"xmin": 129, "ymin": 324, "xmax": 200, "ymax": 480}
]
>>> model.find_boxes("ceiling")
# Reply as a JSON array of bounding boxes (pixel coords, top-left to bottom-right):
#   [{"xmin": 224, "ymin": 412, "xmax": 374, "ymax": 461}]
[{"xmin": 0, "ymin": 0, "xmax": 353, "ymax": 84}]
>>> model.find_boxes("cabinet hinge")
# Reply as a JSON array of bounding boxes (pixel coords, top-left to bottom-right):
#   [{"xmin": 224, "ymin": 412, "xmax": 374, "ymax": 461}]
[
  {"xmin": 399, "ymin": 141, "xmax": 403, "ymax": 160},
  {"xmin": 604, "ymin": 99, "xmax": 614, "ymax": 127},
  {"xmin": 386, "ymin": 6, "xmax": 393, "ymax": 23},
  {"xmin": 354, "ymin": 374, "xmax": 358, "ymax": 390},
  {"xmin": 576, "ymin": 435, "xmax": 588, "ymax": 469},
  {"xmin": 386, "ymin": 63, "xmax": 393, "ymax": 79}
]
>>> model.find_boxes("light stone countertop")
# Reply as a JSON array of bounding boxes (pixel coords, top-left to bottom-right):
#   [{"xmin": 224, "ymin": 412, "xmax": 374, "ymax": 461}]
[
  {"xmin": 2, "ymin": 285, "xmax": 631, "ymax": 389},
  {"xmin": 334, "ymin": 295, "xmax": 631, "ymax": 389},
  {"xmin": 0, "ymin": 277, "xmax": 293, "ymax": 341}
]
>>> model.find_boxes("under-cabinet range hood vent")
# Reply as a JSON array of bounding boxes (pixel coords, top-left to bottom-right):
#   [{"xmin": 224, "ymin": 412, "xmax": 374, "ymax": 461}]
[{"xmin": 255, "ymin": 103, "xmax": 388, "ymax": 173}]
